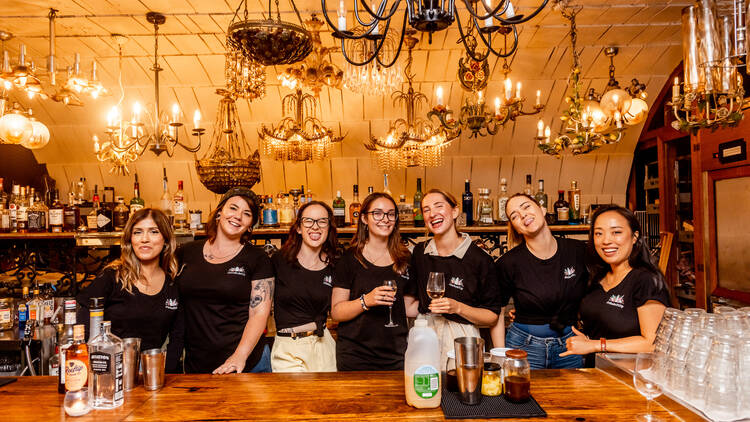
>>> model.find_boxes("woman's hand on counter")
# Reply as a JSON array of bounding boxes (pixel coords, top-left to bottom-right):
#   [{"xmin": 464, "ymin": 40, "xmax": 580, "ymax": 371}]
[
  {"xmin": 560, "ymin": 327, "xmax": 598, "ymax": 357},
  {"xmin": 213, "ymin": 352, "xmax": 248, "ymax": 374}
]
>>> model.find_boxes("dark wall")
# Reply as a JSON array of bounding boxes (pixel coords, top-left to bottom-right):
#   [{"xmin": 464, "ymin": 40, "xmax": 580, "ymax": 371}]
[{"xmin": 0, "ymin": 144, "xmax": 55, "ymax": 195}]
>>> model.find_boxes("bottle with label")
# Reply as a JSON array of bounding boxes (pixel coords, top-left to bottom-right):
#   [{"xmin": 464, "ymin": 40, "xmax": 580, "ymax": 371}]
[
  {"xmin": 129, "ymin": 174, "xmax": 145, "ymax": 216},
  {"xmin": 159, "ymin": 168, "xmax": 173, "ymax": 223},
  {"xmin": 367, "ymin": 186, "xmax": 374, "ymax": 195},
  {"xmin": 89, "ymin": 297, "xmax": 104, "ymax": 342},
  {"xmin": 88, "ymin": 321, "xmax": 124, "ymax": 409},
  {"xmin": 349, "ymin": 185, "xmax": 361, "ymax": 226},
  {"xmin": 404, "ymin": 318, "xmax": 441, "ymax": 408},
  {"xmin": 495, "ymin": 178, "xmax": 510, "ymax": 223},
  {"xmin": 173, "ymin": 180, "xmax": 187, "ymax": 229},
  {"xmin": 63, "ymin": 194, "xmax": 80, "ymax": 232},
  {"xmin": 523, "ymin": 174, "xmax": 533, "ymax": 196},
  {"xmin": 462, "ymin": 180, "xmax": 474, "ymax": 226},
  {"xmin": 0, "ymin": 179, "xmax": 7, "ymax": 232},
  {"xmin": 0, "ymin": 177, "xmax": 6, "ymax": 209},
  {"xmin": 113, "ymin": 197, "xmax": 129, "ymax": 231},
  {"xmin": 534, "ymin": 179, "xmax": 548, "ymax": 212},
  {"xmin": 65, "ymin": 324, "xmax": 89, "ymax": 392},
  {"xmin": 59, "ymin": 299, "xmax": 77, "ymax": 393},
  {"xmin": 568, "ymin": 180, "xmax": 581, "ymax": 224},
  {"xmin": 17, "ymin": 186, "xmax": 28, "ymax": 233},
  {"xmin": 87, "ymin": 186, "xmax": 100, "ymax": 232},
  {"xmin": 278, "ymin": 193, "xmax": 295, "ymax": 227},
  {"xmin": 28, "ymin": 190, "xmax": 48, "ymax": 232},
  {"xmin": 9, "ymin": 184, "xmax": 19, "ymax": 232},
  {"xmin": 413, "ymin": 178, "xmax": 424, "ymax": 228},
  {"xmin": 41, "ymin": 283, "xmax": 54, "ymax": 321},
  {"xmin": 262, "ymin": 196, "xmax": 279, "ymax": 227},
  {"xmin": 554, "ymin": 190, "xmax": 570, "ymax": 224},
  {"xmin": 332, "ymin": 190, "xmax": 346, "ymax": 227},
  {"xmin": 77, "ymin": 177, "xmax": 88, "ymax": 205},
  {"xmin": 49, "ymin": 343, "xmax": 60, "ymax": 377},
  {"xmin": 398, "ymin": 195, "xmax": 414, "ymax": 226},
  {"xmin": 383, "ymin": 174, "xmax": 392, "ymax": 196},
  {"xmin": 476, "ymin": 188, "xmax": 494, "ymax": 225},
  {"xmin": 28, "ymin": 287, "xmax": 42, "ymax": 324},
  {"xmin": 49, "ymin": 189, "xmax": 64, "ymax": 232}
]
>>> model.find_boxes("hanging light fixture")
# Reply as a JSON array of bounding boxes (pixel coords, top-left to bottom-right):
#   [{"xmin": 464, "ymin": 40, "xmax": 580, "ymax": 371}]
[
  {"xmin": 224, "ymin": 42, "xmax": 266, "ymax": 100},
  {"xmin": 0, "ymin": 102, "xmax": 33, "ymax": 145},
  {"xmin": 20, "ymin": 109, "xmax": 50, "ymax": 149},
  {"xmin": 535, "ymin": 5, "xmax": 647, "ymax": 157},
  {"xmin": 670, "ymin": 0, "xmax": 746, "ymax": 133},
  {"xmin": 322, "ymin": 0, "xmax": 548, "ymax": 67},
  {"xmin": 196, "ymin": 90, "xmax": 262, "ymax": 194},
  {"xmin": 341, "ymin": 28, "xmax": 403, "ymax": 96},
  {"xmin": 364, "ymin": 31, "xmax": 459, "ymax": 171}
]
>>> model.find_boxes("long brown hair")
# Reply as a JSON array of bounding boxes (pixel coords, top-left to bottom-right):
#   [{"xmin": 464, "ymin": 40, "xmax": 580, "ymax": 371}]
[
  {"xmin": 505, "ymin": 193, "xmax": 547, "ymax": 250},
  {"xmin": 205, "ymin": 192, "xmax": 259, "ymax": 244},
  {"xmin": 105, "ymin": 208, "xmax": 179, "ymax": 293},
  {"xmin": 421, "ymin": 188, "xmax": 460, "ymax": 234},
  {"xmin": 350, "ymin": 192, "xmax": 410, "ymax": 274},
  {"xmin": 278, "ymin": 201, "xmax": 339, "ymax": 266}
]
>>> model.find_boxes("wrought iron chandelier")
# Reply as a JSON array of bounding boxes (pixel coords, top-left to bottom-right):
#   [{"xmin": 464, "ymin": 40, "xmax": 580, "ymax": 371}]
[
  {"xmin": 93, "ymin": 13, "xmax": 204, "ymax": 175},
  {"xmin": 536, "ymin": 5, "xmax": 648, "ymax": 157},
  {"xmin": 322, "ymin": 0, "xmax": 549, "ymax": 66},
  {"xmin": 364, "ymin": 31, "xmax": 459, "ymax": 171},
  {"xmin": 670, "ymin": 0, "xmax": 746, "ymax": 134},
  {"xmin": 260, "ymin": 88, "xmax": 343, "ymax": 161}
]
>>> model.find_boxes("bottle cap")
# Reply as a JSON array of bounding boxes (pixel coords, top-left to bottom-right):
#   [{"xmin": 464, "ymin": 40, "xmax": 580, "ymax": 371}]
[
  {"xmin": 89, "ymin": 297, "xmax": 105, "ymax": 309},
  {"xmin": 23, "ymin": 286, "xmax": 29, "ymax": 295}
]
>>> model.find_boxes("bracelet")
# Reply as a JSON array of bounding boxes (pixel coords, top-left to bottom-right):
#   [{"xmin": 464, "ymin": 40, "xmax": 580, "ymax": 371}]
[
  {"xmin": 600, "ymin": 338, "xmax": 607, "ymax": 353},
  {"xmin": 360, "ymin": 294, "xmax": 369, "ymax": 311}
]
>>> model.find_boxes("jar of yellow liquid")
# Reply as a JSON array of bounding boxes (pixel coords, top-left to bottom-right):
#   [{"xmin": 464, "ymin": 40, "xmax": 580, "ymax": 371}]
[{"xmin": 481, "ymin": 362, "xmax": 502, "ymax": 396}]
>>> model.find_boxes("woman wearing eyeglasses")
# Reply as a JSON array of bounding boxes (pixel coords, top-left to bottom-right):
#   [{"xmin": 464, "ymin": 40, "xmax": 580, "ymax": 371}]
[
  {"xmin": 331, "ymin": 192, "xmax": 417, "ymax": 371},
  {"xmin": 270, "ymin": 201, "xmax": 339, "ymax": 372}
]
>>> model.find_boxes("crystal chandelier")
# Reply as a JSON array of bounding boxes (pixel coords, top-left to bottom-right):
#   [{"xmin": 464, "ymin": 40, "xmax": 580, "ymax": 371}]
[
  {"xmin": 670, "ymin": 0, "xmax": 746, "ymax": 134},
  {"xmin": 278, "ymin": 15, "xmax": 344, "ymax": 95},
  {"xmin": 93, "ymin": 14, "xmax": 204, "ymax": 175},
  {"xmin": 364, "ymin": 31, "xmax": 459, "ymax": 171},
  {"xmin": 323, "ymin": 0, "xmax": 548, "ymax": 66},
  {"xmin": 536, "ymin": 5, "xmax": 648, "ymax": 157},
  {"xmin": 342, "ymin": 29, "xmax": 403, "ymax": 96},
  {"xmin": 260, "ymin": 88, "xmax": 343, "ymax": 161},
  {"xmin": 224, "ymin": 39, "xmax": 266, "ymax": 101},
  {"xmin": 196, "ymin": 90, "xmax": 261, "ymax": 194}
]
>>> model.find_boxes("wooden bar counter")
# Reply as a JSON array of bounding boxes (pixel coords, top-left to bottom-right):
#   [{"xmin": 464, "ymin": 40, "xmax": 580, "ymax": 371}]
[{"xmin": 0, "ymin": 369, "xmax": 702, "ymax": 421}]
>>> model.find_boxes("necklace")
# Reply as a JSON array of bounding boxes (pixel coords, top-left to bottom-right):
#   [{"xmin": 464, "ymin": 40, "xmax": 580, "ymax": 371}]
[
  {"xmin": 363, "ymin": 245, "xmax": 390, "ymax": 265},
  {"xmin": 203, "ymin": 242, "xmax": 243, "ymax": 261}
]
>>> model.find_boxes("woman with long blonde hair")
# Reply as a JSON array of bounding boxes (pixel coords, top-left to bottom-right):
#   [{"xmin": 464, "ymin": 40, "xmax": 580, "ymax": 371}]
[{"xmin": 76, "ymin": 208, "xmax": 180, "ymax": 350}]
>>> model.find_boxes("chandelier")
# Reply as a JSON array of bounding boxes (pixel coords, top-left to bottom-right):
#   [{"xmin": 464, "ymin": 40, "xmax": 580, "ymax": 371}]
[
  {"xmin": 228, "ymin": 0, "xmax": 312, "ymax": 66},
  {"xmin": 224, "ymin": 38, "xmax": 266, "ymax": 100},
  {"xmin": 670, "ymin": 0, "xmax": 745, "ymax": 134},
  {"xmin": 196, "ymin": 90, "xmax": 261, "ymax": 194},
  {"xmin": 260, "ymin": 88, "xmax": 343, "ymax": 161},
  {"xmin": 93, "ymin": 13, "xmax": 203, "ymax": 175},
  {"xmin": 536, "ymin": 5, "xmax": 648, "ymax": 157},
  {"xmin": 364, "ymin": 31, "xmax": 459, "ymax": 171},
  {"xmin": 323, "ymin": 0, "xmax": 549, "ymax": 66},
  {"xmin": 278, "ymin": 15, "xmax": 344, "ymax": 95},
  {"xmin": 0, "ymin": 100, "xmax": 50, "ymax": 149},
  {"xmin": 342, "ymin": 28, "xmax": 403, "ymax": 95}
]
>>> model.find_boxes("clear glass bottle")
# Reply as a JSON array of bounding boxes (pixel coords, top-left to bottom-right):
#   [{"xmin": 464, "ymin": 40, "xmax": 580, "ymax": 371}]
[
  {"xmin": 398, "ymin": 195, "xmax": 414, "ymax": 226},
  {"xmin": 476, "ymin": 188, "xmax": 494, "ymax": 226},
  {"xmin": 49, "ymin": 189, "xmax": 64, "ymax": 233},
  {"xmin": 279, "ymin": 193, "xmax": 294, "ymax": 227},
  {"xmin": 494, "ymin": 178, "xmax": 509, "ymax": 223},
  {"xmin": 16, "ymin": 186, "xmax": 28, "ymax": 233},
  {"xmin": 534, "ymin": 179, "xmax": 548, "ymax": 212},
  {"xmin": 9, "ymin": 184, "xmax": 20, "ymax": 232},
  {"xmin": 159, "ymin": 168, "xmax": 173, "ymax": 224},
  {"xmin": 88, "ymin": 321, "xmax": 124, "ymax": 409},
  {"xmin": 383, "ymin": 174, "xmax": 392, "ymax": 196},
  {"xmin": 173, "ymin": 180, "xmax": 187, "ymax": 230},
  {"xmin": 113, "ymin": 197, "xmax": 129, "ymax": 231}
]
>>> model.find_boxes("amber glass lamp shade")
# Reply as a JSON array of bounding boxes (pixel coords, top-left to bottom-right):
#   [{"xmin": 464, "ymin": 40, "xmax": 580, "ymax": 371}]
[{"xmin": 0, "ymin": 110, "xmax": 33, "ymax": 144}]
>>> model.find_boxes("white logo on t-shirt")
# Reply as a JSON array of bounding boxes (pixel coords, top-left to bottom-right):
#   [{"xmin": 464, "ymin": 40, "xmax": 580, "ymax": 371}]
[
  {"xmin": 323, "ymin": 275, "xmax": 332, "ymax": 287},
  {"xmin": 227, "ymin": 266, "xmax": 246, "ymax": 276},
  {"xmin": 449, "ymin": 277, "xmax": 464, "ymax": 291},
  {"xmin": 165, "ymin": 298, "xmax": 178, "ymax": 310},
  {"xmin": 606, "ymin": 294, "xmax": 625, "ymax": 309},
  {"xmin": 563, "ymin": 267, "xmax": 576, "ymax": 279}
]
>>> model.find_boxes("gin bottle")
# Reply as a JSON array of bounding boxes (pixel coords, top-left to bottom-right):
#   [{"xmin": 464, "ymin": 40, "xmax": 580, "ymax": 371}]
[{"xmin": 88, "ymin": 321, "xmax": 124, "ymax": 409}]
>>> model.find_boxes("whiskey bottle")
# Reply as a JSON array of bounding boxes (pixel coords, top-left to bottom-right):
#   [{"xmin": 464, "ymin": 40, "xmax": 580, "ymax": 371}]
[
  {"xmin": 17, "ymin": 186, "xmax": 28, "ymax": 233},
  {"xmin": 9, "ymin": 184, "xmax": 19, "ymax": 232},
  {"xmin": 413, "ymin": 178, "xmax": 424, "ymax": 228},
  {"xmin": 462, "ymin": 180, "xmax": 474, "ymax": 226},
  {"xmin": 88, "ymin": 321, "xmax": 124, "ymax": 409},
  {"xmin": 27, "ymin": 190, "xmax": 48, "ymax": 232},
  {"xmin": 554, "ymin": 190, "xmax": 569, "ymax": 224},
  {"xmin": 49, "ymin": 189, "xmax": 64, "ymax": 233},
  {"xmin": 332, "ymin": 191, "xmax": 346, "ymax": 227},
  {"xmin": 398, "ymin": 195, "xmax": 414, "ymax": 226},
  {"xmin": 349, "ymin": 185, "xmax": 361, "ymax": 226},
  {"xmin": 58, "ymin": 299, "xmax": 77, "ymax": 393},
  {"xmin": 63, "ymin": 195, "xmax": 80, "ymax": 232},
  {"xmin": 568, "ymin": 180, "xmax": 581, "ymax": 224},
  {"xmin": 65, "ymin": 324, "xmax": 89, "ymax": 392},
  {"xmin": 129, "ymin": 174, "xmax": 145, "ymax": 216},
  {"xmin": 87, "ymin": 186, "xmax": 100, "ymax": 232},
  {"xmin": 113, "ymin": 197, "xmax": 129, "ymax": 231}
]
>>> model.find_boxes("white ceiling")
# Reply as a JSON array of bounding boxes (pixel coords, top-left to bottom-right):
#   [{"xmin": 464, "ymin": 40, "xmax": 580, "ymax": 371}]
[{"xmin": 0, "ymin": 0, "xmax": 689, "ymax": 208}]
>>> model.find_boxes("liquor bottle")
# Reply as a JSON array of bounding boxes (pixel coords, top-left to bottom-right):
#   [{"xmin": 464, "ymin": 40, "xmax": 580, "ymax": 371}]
[
  {"xmin": 17, "ymin": 186, "xmax": 28, "ymax": 233},
  {"xmin": 534, "ymin": 179, "xmax": 548, "ymax": 212},
  {"xmin": 49, "ymin": 189, "xmax": 64, "ymax": 233},
  {"xmin": 0, "ymin": 177, "xmax": 6, "ymax": 209},
  {"xmin": 383, "ymin": 174, "xmax": 392, "ymax": 196},
  {"xmin": 349, "ymin": 185, "xmax": 361, "ymax": 226},
  {"xmin": 28, "ymin": 190, "xmax": 48, "ymax": 232},
  {"xmin": 523, "ymin": 174, "xmax": 533, "ymax": 196},
  {"xmin": 88, "ymin": 321, "xmax": 124, "ymax": 409},
  {"xmin": 65, "ymin": 324, "xmax": 89, "ymax": 392},
  {"xmin": 476, "ymin": 188, "xmax": 494, "ymax": 225},
  {"xmin": 173, "ymin": 180, "xmax": 187, "ymax": 229},
  {"xmin": 39, "ymin": 317, "xmax": 57, "ymax": 375},
  {"xmin": 41, "ymin": 282, "xmax": 54, "ymax": 321},
  {"xmin": 63, "ymin": 193, "xmax": 80, "ymax": 232},
  {"xmin": 398, "ymin": 195, "xmax": 414, "ymax": 226},
  {"xmin": 49, "ymin": 343, "xmax": 60, "ymax": 378},
  {"xmin": 0, "ymin": 206, "xmax": 8, "ymax": 233},
  {"xmin": 367, "ymin": 186, "xmax": 374, "ymax": 195},
  {"xmin": 28, "ymin": 287, "xmax": 42, "ymax": 324},
  {"xmin": 262, "ymin": 196, "xmax": 278, "ymax": 227},
  {"xmin": 77, "ymin": 177, "xmax": 88, "ymax": 205},
  {"xmin": 332, "ymin": 190, "xmax": 346, "ymax": 227},
  {"xmin": 568, "ymin": 180, "xmax": 581, "ymax": 224},
  {"xmin": 58, "ymin": 299, "xmax": 77, "ymax": 393},
  {"xmin": 413, "ymin": 178, "xmax": 424, "ymax": 228},
  {"xmin": 113, "ymin": 197, "xmax": 129, "ymax": 231},
  {"xmin": 9, "ymin": 184, "xmax": 19, "ymax": 232},
  {"xmin": 278, "ymin": 193, "xmax": 294, "ymax": 226},
  {"xmin": 554, "ymin": 190, "xmax": 570, "ymax": 224},
  {"xmin": 89, "ymin": 297, "xmax": 104, "ymax": 342},
  {"xmin": 495, "ymin": 178, "xmax": 510, "ymax": 223},
  {"xmin": 462, "ymin": 180, "xmax": 474, "ymax": 226},
  {"xmin": 129, "ymin": 174, "xmax": 145, "ymax": 216},
  {"xmin": 159, "ymin": 168, "xmax": 173, "ymax": 223}
]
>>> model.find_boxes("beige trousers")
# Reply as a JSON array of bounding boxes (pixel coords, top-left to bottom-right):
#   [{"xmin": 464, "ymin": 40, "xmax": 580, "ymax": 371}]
[
  {"xmin": 271, "ymin": 328, "xmax": 337, "ymax": 372},
  {"xmin": 424, "ymin": 314, "xmax": 481, "ymax": 371}
]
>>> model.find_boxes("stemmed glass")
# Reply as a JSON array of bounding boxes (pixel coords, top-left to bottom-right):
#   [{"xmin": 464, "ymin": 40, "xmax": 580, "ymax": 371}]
[
  {"xmin": 426, "ymin": 272, "xmax": 445, "ymax": 317},
  {"xmin": 633, "ymin": 352, "xmax": 664, "ymax": 422},
  {"xmin": 383, "ymin": 279, "xmax": 398, "ymax": 327}
]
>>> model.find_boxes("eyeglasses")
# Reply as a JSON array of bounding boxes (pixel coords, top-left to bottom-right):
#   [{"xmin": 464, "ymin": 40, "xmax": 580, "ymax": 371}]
[
  {"xmin": 300, "ymin": 217, "xmax": 330, "ymax": 228},
  {"xmin": 365, "ymin": 210, "xmax": 398, "ymax": 222}
]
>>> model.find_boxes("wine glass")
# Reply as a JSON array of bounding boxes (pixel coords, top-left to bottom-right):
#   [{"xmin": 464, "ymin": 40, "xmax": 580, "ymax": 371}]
[
  {"xmin": 633, "ymin": 352, "xmax": 664, "ymax": 422},
  {"xmin": 383, "ymin": 279, "xmax": 398, "ymax": 328},
  {"xmin": 426, "ymin": 272, "xmax": 445, "ymax": 300}
]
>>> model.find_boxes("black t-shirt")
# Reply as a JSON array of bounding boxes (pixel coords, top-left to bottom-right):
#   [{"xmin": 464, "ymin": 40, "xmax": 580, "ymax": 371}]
[
  {"xmin": 495, "ymin": 237, "xmax": 588, "ymax": 329},
  {"xmin": 175, "ymin": 240, "xmax": 274, "ymax": 374},
  {"xmin": 76, "ymin": 268, "xmax": 179, "ymax": 350},
  {"xmin": 333, "ymin": 250, "xmax": 411, "ymax": 371},
  {"xmin": 580, "ymin": 268, "xmax": 671, "ymax": 340},
  {"xmin": 407, "ymin": 239, "xmax": 502, "ymax": 325},
  {"xmin": 272, "ymin": 252, "xmax": 333, "ymax": 332}
]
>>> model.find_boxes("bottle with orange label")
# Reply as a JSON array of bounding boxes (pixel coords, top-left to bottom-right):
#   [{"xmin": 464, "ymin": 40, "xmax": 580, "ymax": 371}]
[{"xmin": 65, "ymin": 324, "xmax": 89, "ymax": 392}]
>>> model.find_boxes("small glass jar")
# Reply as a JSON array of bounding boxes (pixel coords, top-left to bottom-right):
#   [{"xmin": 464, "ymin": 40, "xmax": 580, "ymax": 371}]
[
  {"xmin": 481, "ymin": 362, "xmax": 503, "ymax": 396},
  {"xmin": 476, "ymin": 188, "xmax": 494, "ymax": 226},
  {"xmin": 503, "ymin": 349, "xmax": 531, "ymax": 403},
  {"xmin": 445, "ymin": 350, "xmax": 458, "ymax": 392},
  {"xmin": 0, "ymin": 298, "xmax": 13, "ymax": 331}
]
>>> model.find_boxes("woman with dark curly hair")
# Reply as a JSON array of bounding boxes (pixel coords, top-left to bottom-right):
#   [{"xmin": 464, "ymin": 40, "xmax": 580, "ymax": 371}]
[{"xmin": 271, "ymin": 201, "xmax": 339, "ymax": 372}]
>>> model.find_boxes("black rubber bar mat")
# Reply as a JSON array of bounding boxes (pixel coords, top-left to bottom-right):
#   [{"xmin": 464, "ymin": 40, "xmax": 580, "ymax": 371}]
[{"xmin": 441, "ymin": 389, "xmax": 547, "ymax": 419}]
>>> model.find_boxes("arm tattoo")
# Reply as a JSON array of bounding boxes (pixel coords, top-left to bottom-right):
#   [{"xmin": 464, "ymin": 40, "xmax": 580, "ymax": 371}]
[{"xmin": 250, "ymin": 277, "xmax": 274, "ymax": 309}]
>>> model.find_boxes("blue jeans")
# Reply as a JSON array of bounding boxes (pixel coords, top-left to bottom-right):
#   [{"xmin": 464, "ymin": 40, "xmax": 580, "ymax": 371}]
[
  {"xmin": 505, "ymin": 323, "xmax": 583, "ymax": 369},
  {"xmin": 249, "ymin": 344, "xmax": 272, "ymax": 373}
]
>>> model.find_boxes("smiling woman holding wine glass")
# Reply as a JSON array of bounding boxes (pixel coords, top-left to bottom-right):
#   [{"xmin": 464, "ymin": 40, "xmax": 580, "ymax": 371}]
[{"xmin": 406, "ymin": 188, "xmax": 502, "ymax": 369}]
